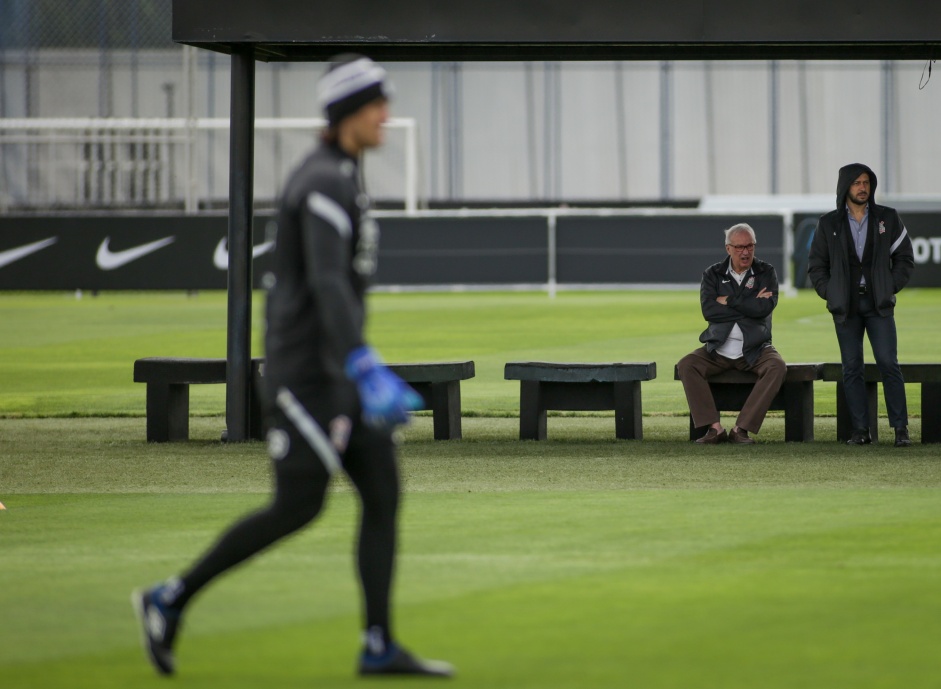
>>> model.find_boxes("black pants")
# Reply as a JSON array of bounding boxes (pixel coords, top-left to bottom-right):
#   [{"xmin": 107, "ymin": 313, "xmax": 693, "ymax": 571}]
[
  {"xmin": 177, "ymin": 383, "xmax": 399, "ymax": 638},
  {"xmin": 834, "ymin": 292, "xmax": 908, "ymax": 429}
]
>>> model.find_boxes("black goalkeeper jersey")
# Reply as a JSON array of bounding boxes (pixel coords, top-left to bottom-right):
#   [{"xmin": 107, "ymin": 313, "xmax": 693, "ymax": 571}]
[{"xmin": 263, "ymin": 140, "xmax": 380, "ymax": 398}]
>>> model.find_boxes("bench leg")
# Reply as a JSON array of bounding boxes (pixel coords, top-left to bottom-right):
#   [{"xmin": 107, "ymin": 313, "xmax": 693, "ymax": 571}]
[
  {"xmin": 404, "ymin": 382, "xmax": 462, "ymax": 441},
  {"xmin": 782, "ymin": 381, "xmax": 814, "ymax": 442},
  {"xmin": 836, "ymin": 381, "xmax": 879, "ymax": 442},
  {"xmin": 519, "ymin": 381, "xmax": 547, "ymax": 440},
  {"xmin": 146, "ymin": 382, "xmax": 190, "ymax": 442},
  {"xmin": 923, "ymin": 383, "xmax": 941, "ymax": 444},
  {"xmin": 613, "ymin": 381, "xmax": 643, "ymax": 440},
  {"xmin": 429, "ymin": 381, "xmax": 462, "ymax": 440}
]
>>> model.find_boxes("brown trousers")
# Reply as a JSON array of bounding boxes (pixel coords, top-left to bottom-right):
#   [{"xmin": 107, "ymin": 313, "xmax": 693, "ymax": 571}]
[{"xmin": 676, "ymin": 345, "xmax": 787, "ymax": 433}]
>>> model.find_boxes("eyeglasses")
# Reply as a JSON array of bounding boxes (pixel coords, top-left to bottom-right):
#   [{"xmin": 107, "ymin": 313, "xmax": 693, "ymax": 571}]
[{"xmin": 728, "ymin": 243, "xmax": 756, "ymax": 252}]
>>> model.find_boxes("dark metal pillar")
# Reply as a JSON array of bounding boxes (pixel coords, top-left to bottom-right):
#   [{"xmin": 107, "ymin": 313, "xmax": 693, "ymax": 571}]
[{"xmin": 225, "ymin": 46, "xmax": 255, "ymax": 442}]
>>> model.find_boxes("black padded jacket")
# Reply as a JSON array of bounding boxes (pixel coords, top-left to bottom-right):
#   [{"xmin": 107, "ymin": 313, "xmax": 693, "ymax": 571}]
[
  {"xmin": 807, "ymin": 163, "xmax": 914, "ymax": 324},
  {"xmin": 698, "ymin": 256, "xmax": 779, "ymax": 367},
  {"xmin": 262, "ymin": 140, "xmax": 379, "ymax": 399}
]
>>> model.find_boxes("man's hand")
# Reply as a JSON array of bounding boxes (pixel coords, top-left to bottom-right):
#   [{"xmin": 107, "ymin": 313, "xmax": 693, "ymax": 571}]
[
  {"xmin": 756, "ymin": 287, "xmax": 773, "ymax": 299},
  {"xmin": 716, "ymin": 295, "xmax": 728, "ymax": 305}
]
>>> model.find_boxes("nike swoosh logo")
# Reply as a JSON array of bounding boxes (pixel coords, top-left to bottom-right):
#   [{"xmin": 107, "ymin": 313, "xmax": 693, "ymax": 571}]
[
  {"xmin": 213, "ymin": 238, "xmax": 276, "ymax": 270},
  {"xmin": 0, "ymin": 237, "xmax": 58, "ymax": 269},
  {"xmin": 96, "ymin": 236, "xmax": 175, "ymax": 270},
  {"xmin": 721, "ymin": 279, "xmax": 731, "ymax": 283}
]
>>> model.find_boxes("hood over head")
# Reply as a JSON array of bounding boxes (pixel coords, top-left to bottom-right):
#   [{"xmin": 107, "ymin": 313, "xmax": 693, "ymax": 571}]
[{"xmin": 836, "ymin": 163, "xmax": 877, "ymax": 210}]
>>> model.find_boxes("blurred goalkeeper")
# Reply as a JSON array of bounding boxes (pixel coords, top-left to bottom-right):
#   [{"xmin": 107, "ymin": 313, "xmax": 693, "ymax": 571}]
[{"xmin": 133, "ymin": 54, "xmax": 453, "ymax": 679}]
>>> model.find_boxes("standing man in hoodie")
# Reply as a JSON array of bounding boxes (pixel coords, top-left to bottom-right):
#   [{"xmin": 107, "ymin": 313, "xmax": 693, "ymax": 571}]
[
  {"xmin": 677, "ymin": 223, "xmax": 787, "ymax": 444},
  {"xmin": 132, "ymin": 54, "xmax": 454, "ymax": 678},
  {"xmin": 808, "ymin": 163, "xmax": 915, "ymax": 447}
]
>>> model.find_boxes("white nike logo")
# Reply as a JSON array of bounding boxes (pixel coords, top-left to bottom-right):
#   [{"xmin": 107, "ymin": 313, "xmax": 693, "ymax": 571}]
[
  {"xmin": 96, "ymin": 236, "xmax": 175, "ymax": 270},
  {"xmin": 0, "ymin": 237, "xmax": 58, "ymax": 269},
  {"xmin": 721, "ymin": 279, "xmax": 731, "ymax": 283},
  {"xmin": 213, "ymin": 238, "xmax": 276, "ymax": 270},
  {"xmin": 146, "ymin": 608, "xmax": 166, "ymax": 640}
]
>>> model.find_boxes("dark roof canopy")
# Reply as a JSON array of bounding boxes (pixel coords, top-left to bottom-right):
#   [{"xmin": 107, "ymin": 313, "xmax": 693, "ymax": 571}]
[{"xmin": 173, "ymin": 0, "xmax": 941, "ymax": 61}]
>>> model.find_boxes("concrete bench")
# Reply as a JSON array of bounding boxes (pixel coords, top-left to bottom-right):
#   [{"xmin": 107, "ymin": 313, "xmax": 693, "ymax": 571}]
[
  {"xmin": 388, "ymin": 361, "xmax": 476, "ymax": 440},
  {"xmin": 133, "ymin": 357, "xmax": 266, "ymax": 442},
  {"xmin": 504, "ymin": 362, "xmax": 657, "ymax": 440},
  {"xmin": 134, "ymin": 357, "xmax": 475, "ymax": 442},
  {"xmin": 820, "ymin": 362, "xmax": 941, "ymax": 443},
  {"xmin": 673, "ymin": 362, "xmax": 823, "ymax": 442}
]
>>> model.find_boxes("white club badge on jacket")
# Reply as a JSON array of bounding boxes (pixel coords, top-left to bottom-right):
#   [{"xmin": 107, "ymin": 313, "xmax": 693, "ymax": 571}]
[
  {"xmin": 745, "ymin": 276, "xmax": 755, "ymax": 289},
  {"xmin": 879, "ymin": 220, "xmax": 886, "ymax": 234},
  {"xmin": 330, "ymin": 415, "xmax": 352, "ymax": 453}
]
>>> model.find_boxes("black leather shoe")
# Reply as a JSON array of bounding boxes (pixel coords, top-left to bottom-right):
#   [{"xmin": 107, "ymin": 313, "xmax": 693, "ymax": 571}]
[
  {"xmin": 847, "ymin": 428, "xmax": 872, "ymax": 445},
  {"xmin": 894, "ymin": 427, "xmax": 912, "ymax": 447},
  {"xmin": 694, "ymin": 428, "xmax": 728, "ymax": 444},
  {"xmin": 729, "ymin": 428, "xmax": 756, "ymax": 444}
]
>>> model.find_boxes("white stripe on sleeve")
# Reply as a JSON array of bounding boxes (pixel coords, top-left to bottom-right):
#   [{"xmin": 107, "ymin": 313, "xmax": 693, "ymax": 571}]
[
  {"xmin": 889, "ymin": 226, "xmax": 909, "ymax": 255},
  {"xmin": 307, "ymin": 192, "xmax": 352, "ymax": 239}
]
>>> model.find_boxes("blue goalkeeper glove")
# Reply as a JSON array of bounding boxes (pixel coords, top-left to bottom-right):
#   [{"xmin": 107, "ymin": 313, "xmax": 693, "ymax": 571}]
[{"xmin": 345, "ymin": 347, "xmax": 423, "ymax": 429}]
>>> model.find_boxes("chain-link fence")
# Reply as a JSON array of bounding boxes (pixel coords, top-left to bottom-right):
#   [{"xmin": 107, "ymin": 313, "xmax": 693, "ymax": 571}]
[
  {"xmin": 0, "ymin": 0, "xmax": 172, "ymax": 50},
  {"xmin": 0, "ymin": 2, "xmax": 421, "ymax": 212},
  {"xmin": 1, "ymin": 0, "xmax": 178, "ymax": 120},
  {"xmin": 1, "ymin": 1, "xmax": 186, "ymax": 210}
]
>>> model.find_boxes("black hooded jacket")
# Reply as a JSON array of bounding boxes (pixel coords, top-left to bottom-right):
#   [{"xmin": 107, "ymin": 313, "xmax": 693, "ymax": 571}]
[{"xmin": 807, "ymin": 163, "xmax": 914, "ymax": 323}]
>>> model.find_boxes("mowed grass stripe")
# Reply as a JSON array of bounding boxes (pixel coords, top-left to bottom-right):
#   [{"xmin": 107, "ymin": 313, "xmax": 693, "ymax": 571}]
[
  {"xmin": 2, "ymin": 489, "xmax": 940, "ymax": 688},
  {"xmin": 2, "ymin": 289, "xmax": 939, "ymax": 417},
  {"xmin": 2, "ymin": 417, "xmax": 939, "ymax": 496}
]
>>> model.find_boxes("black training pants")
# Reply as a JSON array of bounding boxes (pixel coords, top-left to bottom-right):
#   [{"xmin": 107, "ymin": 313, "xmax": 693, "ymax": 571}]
[
  {"xmin": 177, "ymin": 383, "xmax": 400, "ymax": 636},
  {"xmin": 834, "ymin": 293, "xmax": 908, "ymax": 430}
]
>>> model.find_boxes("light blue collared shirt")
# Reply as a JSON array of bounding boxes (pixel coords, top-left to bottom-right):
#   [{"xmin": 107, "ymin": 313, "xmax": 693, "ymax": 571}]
[{"xmin": 846, "ymin": 204, "xmax": 869, "ymax": 285}]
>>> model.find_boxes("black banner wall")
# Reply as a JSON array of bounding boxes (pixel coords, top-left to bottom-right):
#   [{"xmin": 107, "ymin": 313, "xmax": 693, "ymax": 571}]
[
  {"xmin": 373, "ymin": 216, "xmax": 548, "ymax": 285},
  {"xmin": 2, "ymin": 211, "xmax": 939, "ymax": 291},
  {"xmin": 0, "ymin": 214, "xmax": 277, "ymax": 291},
  {"xmin": 554, "ymin": 215, "xmax": 784, "ymax": 284}
]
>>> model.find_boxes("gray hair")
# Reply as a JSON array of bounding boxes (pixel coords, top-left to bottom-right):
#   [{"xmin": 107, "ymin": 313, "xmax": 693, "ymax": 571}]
[{"xmin": 724, "ymin": 223, "xmax": 756, "ymax": 245}]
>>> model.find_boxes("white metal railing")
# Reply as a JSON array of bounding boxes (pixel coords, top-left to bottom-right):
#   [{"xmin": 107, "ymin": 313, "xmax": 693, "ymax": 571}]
[{"xmin": 0, "ymin": 117, "xmax": 419, "ymax": 213}]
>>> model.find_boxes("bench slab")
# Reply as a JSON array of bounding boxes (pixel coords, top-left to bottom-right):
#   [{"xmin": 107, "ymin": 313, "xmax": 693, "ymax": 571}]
[
  {"xmin": 505, "ymin": 362, "xmax": 657, "ymax": 383},
  {"xmin": 389, "ymin": 361, "xmax": 475, "ymax": 383},
  {"xmin": 821, "ymin": 362, "xmax": 941, "ymax": 443},
  {"xmin": 505, "ymin": 362, "xmax": 657, "ymax": 440}
]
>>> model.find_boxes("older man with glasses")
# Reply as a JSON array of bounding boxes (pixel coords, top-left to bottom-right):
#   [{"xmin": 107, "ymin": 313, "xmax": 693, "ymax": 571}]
[{"xmin": 676, "ymin": 223, "xmax": 787, "ymax": 444}]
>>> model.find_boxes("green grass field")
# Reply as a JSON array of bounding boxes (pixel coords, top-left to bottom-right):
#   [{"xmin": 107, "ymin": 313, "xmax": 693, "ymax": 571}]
[
  {"xmin": 2, "ymin": 290, "xmax": 941, "ymax": 688},
  {"xmin": 1, "ymin": 288, "xmax": 940, "ymax": 419}
]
